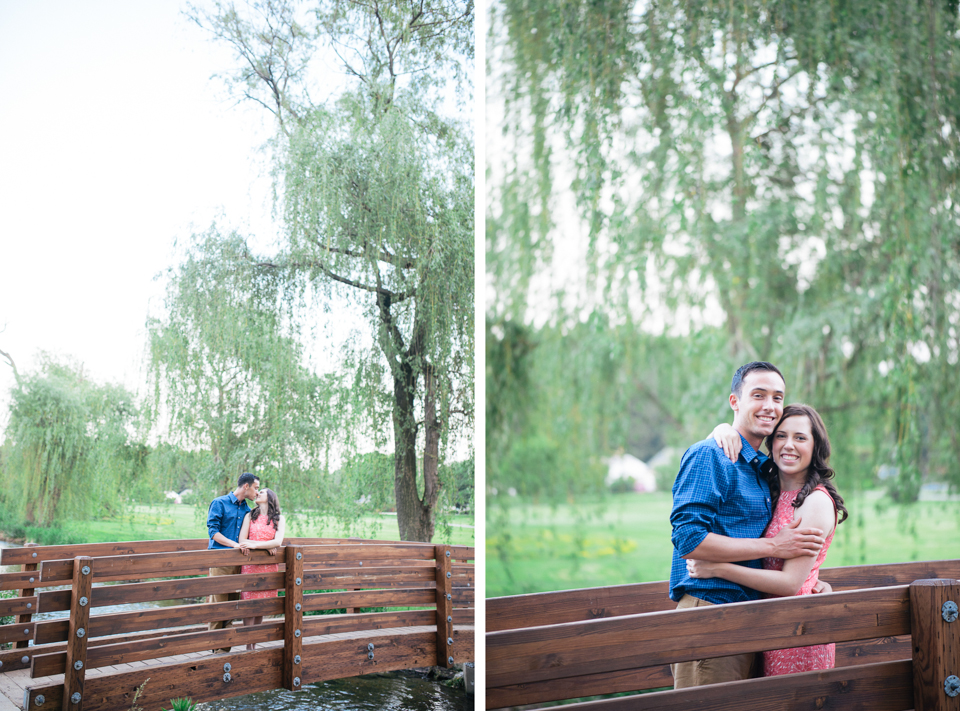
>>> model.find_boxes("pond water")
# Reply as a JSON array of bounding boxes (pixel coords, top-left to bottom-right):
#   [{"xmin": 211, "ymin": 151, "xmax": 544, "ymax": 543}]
[{"xmin": 1, "ymin": 542, "xmax": 471, "ymax": 710}]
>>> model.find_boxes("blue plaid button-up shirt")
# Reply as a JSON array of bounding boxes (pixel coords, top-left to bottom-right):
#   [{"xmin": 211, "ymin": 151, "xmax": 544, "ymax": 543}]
[
  {"xmin": 207, "ymin": 492, "xmax": 251, "ymax": 550},
  {"xmin": 669, "ymin": 435, "xmax": 772, "ymax": 604}
]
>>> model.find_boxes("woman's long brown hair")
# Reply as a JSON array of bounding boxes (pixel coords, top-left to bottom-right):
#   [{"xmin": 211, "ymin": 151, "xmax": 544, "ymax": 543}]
[
  {"xmin": 250, "ymin": 488, "xmax": 282, "ymax": 528},
  {"xmin": 763, "ymin": 404, "xmax": 848, "ymax": 524}
]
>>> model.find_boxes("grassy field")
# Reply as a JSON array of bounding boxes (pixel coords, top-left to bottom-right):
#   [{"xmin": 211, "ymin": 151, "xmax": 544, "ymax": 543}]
[
  {"xmin": 45, "ymin": 505, "xmax": 475, "ymax": 547},
  {"xmin": 486, "ymin": 490, "xmax": 960, "ymax": 598}
]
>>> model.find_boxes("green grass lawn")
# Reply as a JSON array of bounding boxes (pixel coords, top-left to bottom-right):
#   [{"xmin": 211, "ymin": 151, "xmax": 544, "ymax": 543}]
[
  {"xmin": 486, "ymin": 489, "xmax": 960, "ymax": 598},
  {"xmin": 62, "ymin": 505, "xmax": 475, "ymax": 547}
]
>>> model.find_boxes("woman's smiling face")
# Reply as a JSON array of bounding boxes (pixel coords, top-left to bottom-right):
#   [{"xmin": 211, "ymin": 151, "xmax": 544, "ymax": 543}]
[{"xmin": 772, "ymin": 415, "xmax": 814, "ymax": 482}]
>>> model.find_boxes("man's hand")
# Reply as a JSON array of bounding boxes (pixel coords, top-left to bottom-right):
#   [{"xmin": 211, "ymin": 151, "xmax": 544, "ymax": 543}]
[
  {"xmin": 686, "ymin": 559, "xmax": 720, "ymax": 579},
  {"xmin": 811, "ymin": 579, "xmax": 833, "ymax": 594},
  {"xmin": 768, "ymin": 517, "xmax": 824, "ymax": 559}
]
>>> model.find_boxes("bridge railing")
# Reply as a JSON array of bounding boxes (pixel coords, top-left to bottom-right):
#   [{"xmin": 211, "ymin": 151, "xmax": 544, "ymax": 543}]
[
  {"xmin": 0, "ymin": 538, "xmax": 474, "ymax": 711},
  {"xmin": 487, "ymin": 559, "xmax": 960, "ymax": 710}
]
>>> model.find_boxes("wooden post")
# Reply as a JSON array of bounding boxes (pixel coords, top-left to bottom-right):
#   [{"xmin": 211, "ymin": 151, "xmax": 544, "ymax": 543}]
[
  {"xmin": 16, "ymin": 543, "xmax": 39, "ymax": 650},
  {"xmin": 283, "ymin": 545, "xmax": 304, "ymax": 692},
  {"xmin": 910, "ymin": 578, "xmax": 960, "ymax": 711},
  {"xmin": 435, "ymin": 545, "xmax": 454, "ymax": 668},
  {"xmin": 62, "ymin": 557, "xmax": 93, "ymax": 711}
]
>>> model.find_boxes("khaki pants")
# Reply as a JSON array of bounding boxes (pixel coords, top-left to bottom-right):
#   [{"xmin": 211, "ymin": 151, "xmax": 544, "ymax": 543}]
[
  {"xmin": 208, "ymin": 565, "xmax": 242, "ymax": 653},
  {"xmin": 671, "ymin": 594, "xmax": 758, "ymax": 688}
]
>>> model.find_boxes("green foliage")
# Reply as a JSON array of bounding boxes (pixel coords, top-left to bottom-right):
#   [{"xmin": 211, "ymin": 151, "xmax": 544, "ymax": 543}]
[
  {"xmin": 188, "ymin": 0, "xmax": 475, "ymax": 541},
  {"xmin": 160, "ymin": 697, "xmax": 196, "ymax": 711},
  {"xmin": 2, "ymin": 357, "xmax": 145, "ymax": 527},
  {"xmin": 488, "ymin": 0, "xmax": 960, "ymax": 509}
]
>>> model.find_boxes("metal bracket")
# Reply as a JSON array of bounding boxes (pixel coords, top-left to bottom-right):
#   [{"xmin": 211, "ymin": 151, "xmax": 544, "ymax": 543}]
[{"xmin": 943, "ymin": 601, "xmax": 958, "ymax": 623}]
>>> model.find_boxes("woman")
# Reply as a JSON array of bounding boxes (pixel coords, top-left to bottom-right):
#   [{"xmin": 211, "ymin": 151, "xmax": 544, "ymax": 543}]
[
  {"xmin": 687, "ymin": 404, "xmax": 848, "ymax": 675},
  {"xmin": 239, "ymin": 487, "xmax": 286, "ymax": 651}
]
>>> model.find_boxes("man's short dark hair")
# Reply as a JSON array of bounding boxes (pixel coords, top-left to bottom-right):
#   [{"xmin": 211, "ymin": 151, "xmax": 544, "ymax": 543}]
[
  {"xmin": 238, "ymin": 472, "xmax": 259, "ymax": 488},
  {"xmin": 731, "ymin": 361, "xmax": 784, "ymax": 397}
]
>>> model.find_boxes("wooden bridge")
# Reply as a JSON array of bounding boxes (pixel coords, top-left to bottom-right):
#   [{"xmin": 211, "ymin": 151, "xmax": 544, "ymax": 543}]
[
  {"xmin": 487, "ymin": 559, "xmax": 960, "ymax": 710},
  {"xmin": 0, "ymin": 537, "xmax": 474, "ymax": 710}
]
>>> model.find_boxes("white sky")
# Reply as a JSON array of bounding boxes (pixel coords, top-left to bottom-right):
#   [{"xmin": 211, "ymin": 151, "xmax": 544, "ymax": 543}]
[{"xmin": 0, "ymin": 1, "xmax": 278, "ymax": 428}]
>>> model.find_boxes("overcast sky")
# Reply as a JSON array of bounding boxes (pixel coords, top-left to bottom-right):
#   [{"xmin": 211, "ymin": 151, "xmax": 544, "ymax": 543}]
[{"xmin": 0, "ymin": 1, "xmax": 279, "ymax": 428}]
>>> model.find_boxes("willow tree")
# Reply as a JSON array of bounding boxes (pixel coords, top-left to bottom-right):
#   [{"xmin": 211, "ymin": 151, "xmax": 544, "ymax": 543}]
[
  {"xmin": 190, "ymin": 0, "xmax": 474, "ymax": 540},
  {"xmin": 489, "ymin": 0, "xmax": 960, "ymax": 499},
  {"xmin": 147, "ymin": 230, "xmax": 334, "ymax": 500},
  {"xmin": 3, "ymin": 358, "xmax": 144, "ymax": 526}
]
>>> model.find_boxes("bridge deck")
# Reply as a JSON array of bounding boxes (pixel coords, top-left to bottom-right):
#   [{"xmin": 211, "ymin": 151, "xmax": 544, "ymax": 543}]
[{"xmin": 0, "ymin": 624, "xmax": 450, "ymax": 710}]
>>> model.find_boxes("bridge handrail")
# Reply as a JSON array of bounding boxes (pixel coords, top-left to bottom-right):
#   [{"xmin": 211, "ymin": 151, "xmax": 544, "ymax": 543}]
[{"xmin": 486, "ymin": 562, "xmax": 959, "ymax": 710}]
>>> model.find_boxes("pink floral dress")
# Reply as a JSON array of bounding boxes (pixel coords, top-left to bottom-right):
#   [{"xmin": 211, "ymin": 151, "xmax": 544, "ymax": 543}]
[
  {"xmin": 761, "ymin": 485, "xmax": 837, "ymax": 676},
  {"xmin": 240, "ymin": 516, "xmax": 279, "ymax": 600}
]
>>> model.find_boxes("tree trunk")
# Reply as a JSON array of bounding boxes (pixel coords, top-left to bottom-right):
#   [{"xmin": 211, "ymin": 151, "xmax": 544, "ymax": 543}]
[{"xmin": 392, "ymin": 363, "xmax": 437, "ymax": 541}]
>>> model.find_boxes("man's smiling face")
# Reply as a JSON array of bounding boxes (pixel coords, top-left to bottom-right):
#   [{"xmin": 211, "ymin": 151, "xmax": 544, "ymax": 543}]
[{"xmin": 730, "ymin": 370, "xmax": 785, "ymax": 448}]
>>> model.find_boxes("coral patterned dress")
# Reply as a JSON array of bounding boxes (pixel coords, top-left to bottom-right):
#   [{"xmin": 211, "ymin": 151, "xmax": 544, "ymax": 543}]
[
  {"xmin": 240, "ymin": 516, "xmax": 279, "ymax": 600},
  {"xmin": 761, "ymin": 485, "xmax": 837, "ymax": 676}
]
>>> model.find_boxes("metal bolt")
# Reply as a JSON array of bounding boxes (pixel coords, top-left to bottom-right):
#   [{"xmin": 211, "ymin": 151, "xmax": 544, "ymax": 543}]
[
  {"xmin": 294, "ymin": 629, "xmax": 301, "ymax": 638},
  {"xmin": 26, "ymin": 603, "xmax": 31, "ymax": 609},
  {"xmin": 74, "ymin": 661, "xmax": 83, "ymax": 671},
  {"xmin": 81, "ymin": 566, "xmax": 91, "ymax": 576},
  {"xmin": 296, "ymin": 552, "xmax": 302, "ymax": 560},
  {"xmin": 368, "ymin": 652, "xmax": 374, "ymax": 660},
  {"xmin": 79, "ymin": 597, "xmax": 88, "ymax": 607},
  {"xmin": 29, "ymin": 577, "xmax": 35, "ymax": 583},
  {"xmin": 367, "ymin": 643, "xmax": 374, "ymax": 651},
  {"xmin": 76, "ymin": 628, "xmax": 85, "ymax": 638},
  {"xmin": 293, "ymin": 655, "xmax": 301, "ymax": 665},
  {"xmin": 943, "ymin": 601, "xmax": 958, "ymax": 623},
  {"xmin": 447, "ymin": 616, "xmax": 452, "ymax": 623},
  {"xmin": 358, "ymin": 561, "xmax": 363, "ymax": 566},
  {"xmin": 447, "ymin": 637, "xmax": 454, "ymax": 646},
  {"xmin": 295, "ymin": 603, "xmax": 301, "ymax": 612},
  {"xmin": 23, "ymin": 629, "xmax": 29, "ymax": 635},
  {"xmin": 447, "ymin": 656, "xmax": 454, "ymax": 664},
  {"xmin": 21, "ymin": 656, "xmax": 29, "ymax": 664},
  {"xmin": 295, "ymin": 577, "xmax": 301, "ymax": 586},
  {"xmin": 32, "ymin": 552, "xmax": 37, "ymax": 558},
  {"xmin": 446, "ymin": 594, "xmax": 452, "ymax": 601},
  {"xmin": 71, "ymin": 693, "xmax": 81, "ymax": 704},
  {"xmin": 445, "ymin": 550, "xmax": 451, "ymax": 557},
  {"xmin": 293, "ymin": 676, "xmax": 301, "ymax": 687},
  {"xmin": 224, "ymin": 663, "xmax": 231, "ymax": 672},
  {"xmin": 946, "ymin": 675, "xmax": 960, "ymax": 697},
  {"xmin": 34, "ymin": 695, "xmax": 44, "ymax": 706},
  {"xmin": 223, "ymin": 672, "xmax": 232, "ymax": 683},
  {"xmin": 446, "ymin": 572, "xmax": 452, "ymax": 579}
]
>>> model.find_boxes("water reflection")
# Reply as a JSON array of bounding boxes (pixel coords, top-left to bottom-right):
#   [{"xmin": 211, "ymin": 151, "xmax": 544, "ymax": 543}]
[{"xmin": 197, "ymin": 671, "xmax": 469, "ymax": 711}]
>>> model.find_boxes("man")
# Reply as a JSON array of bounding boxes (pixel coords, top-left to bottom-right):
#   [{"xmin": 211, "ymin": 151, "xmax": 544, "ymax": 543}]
[
  {"xmin": 669, "ymin": 361, "xmax": 826, "ymax": 688},
  {"xmin": 207, "ymin": 472, "xmax": 259, "ymax": 653}
]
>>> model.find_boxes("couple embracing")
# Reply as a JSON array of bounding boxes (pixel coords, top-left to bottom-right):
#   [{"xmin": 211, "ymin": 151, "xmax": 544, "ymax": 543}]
[{"xmin": 670, "ymin": 361, "xmax": 848, "ymax": 687}]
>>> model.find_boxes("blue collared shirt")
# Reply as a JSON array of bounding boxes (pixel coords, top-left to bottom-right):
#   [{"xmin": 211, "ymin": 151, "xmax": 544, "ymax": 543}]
[
  {"xmin": 207, "ymin": 492, "xmax": 251, "ymax": 550},
  {"xmin": 669, "ymin": 435, "xmax": 772, "ymax": 604}
]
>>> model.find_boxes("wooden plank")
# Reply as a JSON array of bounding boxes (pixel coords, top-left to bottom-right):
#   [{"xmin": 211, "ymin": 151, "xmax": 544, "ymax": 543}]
[
  {"xmin": 487, "ymin": 635, "xmax": 914, "ymax": 707},
  {"xmin": 435, "ymin": 545, "xmax": 454, "ymax": 667},
  {"xmin": 0, "ymin": 623, "xmax": 34, "ymax": 645},
  {"xmin": 487, "ymin": 585, "xmax": 911, "ymax": 688},
  {"xmin": 539, "ymin": 659, "xmax": 914, "ymax": 711},
  {"xmin": 40, "ymin": 549, "xmax": 279, "ymax": 583},
  {"xmin": 62, "ymin": 558, "xmax": 93, "ymax": 711},
  {"xmin": 38, "ymin": 571, "xmax": 285, "ymax": 615},
  {"xmin": 0, "ymin": 569, "xmax": 48, "ymax": 592},
  {"xmin": 303, "ymin": 587, "xmax": 436, "ymax": 611},
  {"xmin": 821, "ymin": 559, "xmax": 960, "ymax": 591},
  {"xmin": 487, "ymin": 581, "xmax": 673, "ymax": 632},
  {"xmin": 300, "ymin": 543, "xmax": 436, "ymax": 563},
  {"xmin": 0, "ymin": 596, "xmax": 37, "ymax": 617},
  {"xmin": 15, "ymin": 559, "xmax": 37, "ymax": 650},
  {"xmin": 303, "ymin": 610, "xmax": 435, "ymax": 637},
  {"xmin": 283, "ymin": 545, "xmax": 303, "ymax": 692},
  {"xmin": 33, "ymin": 622, "xmax": 286, "ymax": 677},
  {"xmin": 1, "ymin": 541, "xmax": 209, "ymax": 567},
  {"xmin": 910, "ymin": 578, "xmax": 960, "ymax": 711},
  {"xmin": 452, "ymin": 608, "xmax": 474, "ymax": 626},
  {"xmin": 33, "ymin": 597, "xmax": 282, "ymax": 647},
  {"xmin": 25, "ymin": 626, "xmax": 475, "ymax": 711},
  {"xmin": 304, "ymin": 568, "xmax": 436, "ymax": 588}
]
